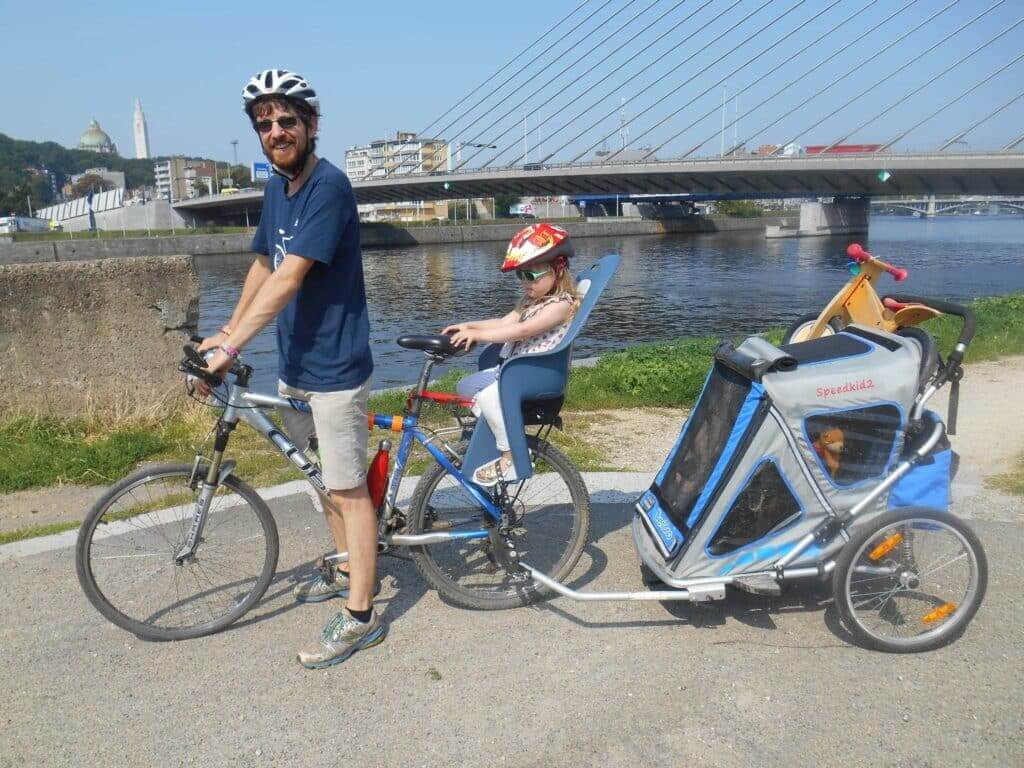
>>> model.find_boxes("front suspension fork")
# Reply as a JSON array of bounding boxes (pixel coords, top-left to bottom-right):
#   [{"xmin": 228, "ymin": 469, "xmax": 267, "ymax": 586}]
[{"xmin": 175, "ymin": 422, "xmax": 235, "ymax": 563}]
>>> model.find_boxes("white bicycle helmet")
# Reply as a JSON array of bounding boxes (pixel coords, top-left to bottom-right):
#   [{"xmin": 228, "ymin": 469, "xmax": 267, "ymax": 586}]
[{"xmin": 242, "ymin": 69, "xmax": 319, "ymax": 116}]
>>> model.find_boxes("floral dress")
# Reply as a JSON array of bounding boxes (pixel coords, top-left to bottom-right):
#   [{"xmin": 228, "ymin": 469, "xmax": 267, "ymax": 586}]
[{"xmin": 501, "ymin": 292, "xmax": 575, "ymax": 359}]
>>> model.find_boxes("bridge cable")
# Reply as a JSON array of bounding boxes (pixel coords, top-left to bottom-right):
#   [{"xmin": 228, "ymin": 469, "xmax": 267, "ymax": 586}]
[
  {"xmin": 938, "ymin": 88, "xmax": 1024, "ymax": 152},
  {"xmin": 450, "ymin": 0, "xmax": 688, "ymax": 173},
  {"xmin": 601, "ymin": 0, "xmax": 845, "ymax": 163},
  {"xmin": 681, "ymin": 0, "xmax": 921, "ymax": 159},
  {"xmin": 569, "ymin": 0, "xmax": 810, "ymax": 165},
  {"xmin": 384, "ymin": 0, "xmax": 624, "ymax": 177},
  {"xmin": 1003, "ymin": 129, "xmax": 1024, "ymax": 151},
  {"xmin": 494, "ymin": 0, "xmax": 721, "ymax": 169},
  {"xmin": 530, "ymin": 0, "xmax": 767, "ymax": 167},
  {"xmin": 652, "ymin": 0, "xmax": 885, "ymax": 160},
  {"xmin": 773, "ymin": 0, "xmax": 1002, "ymax": 156},
  {"xmin": 824, "ymin": 10, "xmax": 1020, "ymax": 153},
  {"xmin": 719, "ymin": 0, "xmax": 960, "ymax": 159},
  {"xmin": 396, "ymin": 0, "xmax": 595, "ymax": 168},
  {"xmin": 877, "ymin": 48, "xmax": 1024, "ymax": 152}
]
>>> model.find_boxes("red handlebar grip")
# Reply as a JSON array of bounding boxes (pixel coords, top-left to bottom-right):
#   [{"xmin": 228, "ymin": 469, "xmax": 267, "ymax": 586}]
[
  {"xmin": 846, "ymin": 243, "xmax": 870, "ymax": 263},
  {"xmin": 889, "ymin": 266, "xmax": 908, "ymax": 282}
]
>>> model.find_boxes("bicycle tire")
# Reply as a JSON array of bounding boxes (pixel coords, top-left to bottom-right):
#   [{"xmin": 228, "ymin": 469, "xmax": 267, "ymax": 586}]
[
  {"xmin": 76, "ymin": 463, "xmax": 279, "ymax": 641},
  {"xmin": 833, "ymin": 507, "xmax": 987, "ymax": 653},
  {"xmin": 409, "ymin": 437, "xmax": 590, "ymax": 610},
  {"xmin": 782, "ymin": 312, "xmax": 843, "ymax": 344}
]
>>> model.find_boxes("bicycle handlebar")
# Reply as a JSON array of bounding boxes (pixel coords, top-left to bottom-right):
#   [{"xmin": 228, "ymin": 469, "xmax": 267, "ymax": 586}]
[
  {"xmin": 179, "ymin": 339, "xmax": 249, "ymax": 389},
  {"xmin": 846, "ymin": 243, "xmax": 908, "ymax": 282},
  {"xmin": 889, "ymin": 293, "xmax": 976, "ymax": 363}
]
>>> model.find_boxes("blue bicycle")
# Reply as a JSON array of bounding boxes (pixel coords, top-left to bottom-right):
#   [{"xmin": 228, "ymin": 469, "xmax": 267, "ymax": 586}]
[{"xmin": 75, "ymin": 334, "xmax": 590, "ymax": 640}]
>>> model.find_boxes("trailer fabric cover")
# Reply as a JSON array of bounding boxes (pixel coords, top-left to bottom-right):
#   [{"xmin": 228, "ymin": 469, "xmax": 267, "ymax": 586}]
[{"xmin": 635, "ymin": 327, "xmax": 925, "ymax": 581}]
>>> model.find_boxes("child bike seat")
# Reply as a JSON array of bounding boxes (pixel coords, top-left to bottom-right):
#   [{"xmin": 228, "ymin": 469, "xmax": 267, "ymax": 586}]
[{"xmin": 462, "ymin": 254, "xmax": 620, "ymax": 481}]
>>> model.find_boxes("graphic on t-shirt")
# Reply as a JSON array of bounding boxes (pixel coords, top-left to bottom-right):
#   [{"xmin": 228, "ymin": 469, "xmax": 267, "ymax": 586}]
[{"xmin": 274, "ymin": 228, "xmax": 294, "ymax": 270}]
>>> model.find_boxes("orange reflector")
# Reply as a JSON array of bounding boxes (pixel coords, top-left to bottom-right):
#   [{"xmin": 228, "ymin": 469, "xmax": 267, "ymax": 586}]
[
  {"xmin": 922, "ymin": 603, "xmax": 956, "ymax": 624},
  {"xmin": 390, "ymin": 416, "xmax": 404, "ymax": 432},
  {"xmin": 868, "ymin": 532, "xmax": 904, "ymax": 561}
]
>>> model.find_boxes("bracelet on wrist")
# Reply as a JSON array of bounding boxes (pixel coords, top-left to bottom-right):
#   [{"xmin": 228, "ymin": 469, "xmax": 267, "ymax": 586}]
[{"xmin": 220, "ymin": 344, "xmax": 240, "ymax": 360}]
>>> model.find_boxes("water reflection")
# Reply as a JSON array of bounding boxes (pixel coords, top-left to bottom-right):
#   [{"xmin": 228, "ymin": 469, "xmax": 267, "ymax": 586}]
[{"xmin": 198, "ymin": 216, "xmax": 1024, "ymax": 393}]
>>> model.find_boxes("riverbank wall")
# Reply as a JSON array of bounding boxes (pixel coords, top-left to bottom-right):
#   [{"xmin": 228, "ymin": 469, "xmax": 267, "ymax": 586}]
[
  {"xmin": 0, "ymin": 216, "xmax": 792, "ymax": 266},
  {"xmin": 0, "ymin": 256, "xmax": 199, "ymax": 417}
]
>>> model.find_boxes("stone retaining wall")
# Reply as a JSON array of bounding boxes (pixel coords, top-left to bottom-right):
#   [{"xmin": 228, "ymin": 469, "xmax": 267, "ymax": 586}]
[
  {"xmin": 0, "ymin": 256, "xmax": 199, "ymax": 416},
  {"xmin": 0, "ymin": 216, "xmax": 792, "ymax": 265}
]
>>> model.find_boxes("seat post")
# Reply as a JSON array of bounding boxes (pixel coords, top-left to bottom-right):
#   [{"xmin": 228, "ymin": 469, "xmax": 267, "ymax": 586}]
[{"xmin": 408, "ymin": 355, "xmax": 437, "ymax": 418}]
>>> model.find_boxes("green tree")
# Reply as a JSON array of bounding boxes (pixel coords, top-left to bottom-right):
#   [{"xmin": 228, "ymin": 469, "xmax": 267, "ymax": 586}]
[
  {"xmin": 70, "ymin": 173, "xmax": 115, "ymax": 199},
  {"xmin": 229, "ymin": 165, "xmax": 251, "ymax": 189},
  {"xmin": 493, "ymin": 194, "xmax": 521, "ymax": 218},
  {"xmin": 713, "ymin": 199, "xmax": 765, "ymax": 218}
]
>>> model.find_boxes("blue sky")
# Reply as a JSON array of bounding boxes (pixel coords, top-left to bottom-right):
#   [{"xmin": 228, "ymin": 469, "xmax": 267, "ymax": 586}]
[{"xmin": 4, "ymin": 0, "xmax": 1023, "ymax": 167}]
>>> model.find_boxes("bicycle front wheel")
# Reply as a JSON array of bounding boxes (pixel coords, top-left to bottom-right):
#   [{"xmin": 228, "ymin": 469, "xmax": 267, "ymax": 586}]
[
  {"xmin": 76, "ymin": 463, "xmax": 279, "ymax": 641},
  {"xmin": 409, "ymin": 437, "xmax": 590, "ymax": 610},
  {"xmin": 833, "ymin": 508, "xmax": 987, "ymax": 653}
]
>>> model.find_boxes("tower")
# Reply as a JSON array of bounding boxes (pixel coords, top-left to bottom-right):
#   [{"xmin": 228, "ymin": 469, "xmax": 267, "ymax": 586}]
[{"xmin": 133, "ymin": 99, "xmax": 151, "ymax": 160}]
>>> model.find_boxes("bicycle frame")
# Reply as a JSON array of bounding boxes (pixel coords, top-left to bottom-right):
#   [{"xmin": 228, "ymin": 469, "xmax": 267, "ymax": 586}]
[{"xmin": 176, "ymin": 358, "xmax": 499, "ymax": 563}]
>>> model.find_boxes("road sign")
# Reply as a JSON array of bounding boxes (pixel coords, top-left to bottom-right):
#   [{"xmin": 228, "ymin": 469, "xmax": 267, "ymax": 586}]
[{"xmin": 251, "ymin": 162, "xmax": 271, "ymax": 182}]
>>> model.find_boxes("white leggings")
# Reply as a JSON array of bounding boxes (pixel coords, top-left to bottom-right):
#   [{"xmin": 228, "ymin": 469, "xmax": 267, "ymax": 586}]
[{"xmin": 456, "ymin": 366, "xmax": 510, "ymax": 452}]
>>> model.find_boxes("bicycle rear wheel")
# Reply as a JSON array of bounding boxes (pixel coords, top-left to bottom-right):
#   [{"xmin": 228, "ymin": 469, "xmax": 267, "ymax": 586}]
[
  {"xmin": 409, "ymin": 437, "xmax": 590, "ymax": 610},
  {"xmin": 76, "ymin": 463, "xmax": 279, "ymax": 641},
  {"xmin": 833, "ymin": 508, "xmax": 987, "ymax": 653}
]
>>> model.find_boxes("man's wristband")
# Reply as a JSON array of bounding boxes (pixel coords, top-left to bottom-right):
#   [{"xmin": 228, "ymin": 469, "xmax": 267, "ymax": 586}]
[{"xmin": 220, "ymin": 344, "xmax": 241, "ymax": 360}]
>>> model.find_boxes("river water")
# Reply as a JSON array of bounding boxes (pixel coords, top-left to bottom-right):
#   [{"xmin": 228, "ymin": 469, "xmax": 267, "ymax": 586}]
[{"xmin": 198, "ymin": 216, "xmax": 1024, "ymax": 393}]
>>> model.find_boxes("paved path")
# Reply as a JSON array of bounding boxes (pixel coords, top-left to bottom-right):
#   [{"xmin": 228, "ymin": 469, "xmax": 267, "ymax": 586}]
[{"xmin": 2, "ymin": 482, "xmax": 1021, "ymax": 768}]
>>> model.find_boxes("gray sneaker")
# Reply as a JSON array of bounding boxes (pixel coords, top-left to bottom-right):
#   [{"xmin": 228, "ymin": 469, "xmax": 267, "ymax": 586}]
[
  {"xmin": 293, "ymin": 569, "xmax": 350, "ymax": 603},
  {"xmin": 297, "ymin": 608, "xmax": 387, "ymax": 669}
]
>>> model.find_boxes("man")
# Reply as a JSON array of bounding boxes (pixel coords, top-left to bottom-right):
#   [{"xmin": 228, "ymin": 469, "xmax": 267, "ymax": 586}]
[{"xmin": 199, "ymin": 69, "xmax": 383, "ymax": 668}]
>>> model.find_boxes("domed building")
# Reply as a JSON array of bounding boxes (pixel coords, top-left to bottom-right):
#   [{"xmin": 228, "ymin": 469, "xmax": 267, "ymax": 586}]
[{"xmin": 78, "ymin": 119, "xmax": 118, "ymax": 155}]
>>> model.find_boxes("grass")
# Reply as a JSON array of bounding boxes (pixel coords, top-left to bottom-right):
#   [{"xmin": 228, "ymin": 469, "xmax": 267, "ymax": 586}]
[
  {"xmin": 0, "ymin": 520, "xmax": 80, "ymax": 546},
  {"xmin": 986, "ymin": 452, "xmax": 1024, "ymax": 496},
  {"xmin": 1, "ymin": 292, "xmax": 1020, "ymax": 499}
]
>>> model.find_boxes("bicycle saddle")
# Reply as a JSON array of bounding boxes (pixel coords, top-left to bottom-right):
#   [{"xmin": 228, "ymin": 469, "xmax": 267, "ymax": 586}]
[{"xmin": 397, "ymin": 334, "xmax": 461, "ymax": 357}]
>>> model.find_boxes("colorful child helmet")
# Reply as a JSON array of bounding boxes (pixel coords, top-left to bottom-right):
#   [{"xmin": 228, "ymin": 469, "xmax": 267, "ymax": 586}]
[{"xmin": 501, "ymin": 223, "xmax": 574, "ymax": 272}]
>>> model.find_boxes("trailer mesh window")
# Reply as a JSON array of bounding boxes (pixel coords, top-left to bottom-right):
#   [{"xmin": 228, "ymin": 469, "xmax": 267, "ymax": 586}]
[
  {"xmin": 708, "ymin": 459, "xmax": 801, "ymax": 556},
  {"xmin": 656, "ymin": 363, "xmax": 752, "ymax": 530},
  {"xmin": 805, "ymin": 404, "xmax": 903, "ymax": 486}
]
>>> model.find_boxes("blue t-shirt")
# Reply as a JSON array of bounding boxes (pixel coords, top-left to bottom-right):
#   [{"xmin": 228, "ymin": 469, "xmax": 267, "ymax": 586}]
[{"xmin": 252, "ymin": 160, "xmax": 372, "ymax": 392}]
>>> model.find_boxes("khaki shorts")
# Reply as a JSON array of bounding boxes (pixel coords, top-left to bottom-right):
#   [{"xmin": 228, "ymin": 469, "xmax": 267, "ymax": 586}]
[{"xmin": 277, "ymin": 378, "xmax": 371, "ymax": 491}]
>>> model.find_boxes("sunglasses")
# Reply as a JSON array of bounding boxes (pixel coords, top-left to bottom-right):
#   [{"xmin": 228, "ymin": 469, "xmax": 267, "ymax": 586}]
[
  {"xmin": 516, "ymin": 267, "xmax": 552, "ymax": 283},
  {"xmin": 254, "ymin": 116, "xmax": 300, "ymax": 134}
]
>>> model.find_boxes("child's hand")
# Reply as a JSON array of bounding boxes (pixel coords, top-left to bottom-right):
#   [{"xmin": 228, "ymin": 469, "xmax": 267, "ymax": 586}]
[
  {"xmin": 442, "ymin": 322, "xmax": 468, "ymax": 336},
  {"xmin": 449, "ymin": 327, "xmax": 482, "ymax": 350}
]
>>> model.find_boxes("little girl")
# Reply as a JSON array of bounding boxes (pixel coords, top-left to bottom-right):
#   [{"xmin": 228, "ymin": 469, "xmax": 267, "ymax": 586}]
[{"xmin": 443, "ymin": 223, "xmax": 580, "ymax": 486}]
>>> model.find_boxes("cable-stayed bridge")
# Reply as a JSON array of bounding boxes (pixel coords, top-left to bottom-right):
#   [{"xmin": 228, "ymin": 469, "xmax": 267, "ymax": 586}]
[
  {"xmin": 179, "ymin": 0, "xmax": 1024, "ymax": 220},
  {"xmin": 376, "ymin": 0, "xmax": 1024, "ymax": 192}
]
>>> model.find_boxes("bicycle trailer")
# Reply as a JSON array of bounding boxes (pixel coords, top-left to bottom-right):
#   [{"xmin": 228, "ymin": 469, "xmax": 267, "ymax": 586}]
[
  {"xmin": 633, "ymin": 328, "xmax": 940, "ymax": 582},
  {"xmin": 524, "ymin": 313, "xmax": 986, "ymax": 652}
]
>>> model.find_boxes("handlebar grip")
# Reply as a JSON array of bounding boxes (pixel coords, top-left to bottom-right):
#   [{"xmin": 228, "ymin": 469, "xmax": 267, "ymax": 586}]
[
  {"xmin": 890, "ymin": 294, "xmax": 976, "ymax": 359},
  {"xmin": 888, "ymin": 266, "xmax": 909, "ymax": 282},
  {"xmin": 846, "ymin": 243, "xmax": 870, "ymax": 263},
  {"xmin": 189, "ymin": 334, "xmax": 205, "ymax": 345}
]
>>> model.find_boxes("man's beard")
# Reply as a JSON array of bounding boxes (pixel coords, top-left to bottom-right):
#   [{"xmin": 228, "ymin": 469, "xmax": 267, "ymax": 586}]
[{"xmin": 267, "ymin": 138, "xmax": 308, "ymax": 175}]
